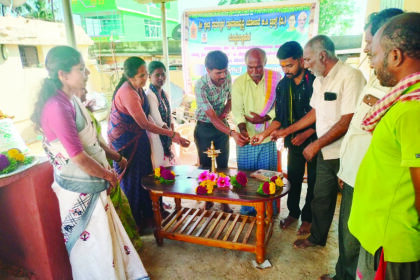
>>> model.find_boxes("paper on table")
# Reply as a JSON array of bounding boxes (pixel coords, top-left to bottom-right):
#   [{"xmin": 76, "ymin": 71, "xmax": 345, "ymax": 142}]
[{"xmin": 250, "ymin": 169, "xmax": 283, "ymax": 181}]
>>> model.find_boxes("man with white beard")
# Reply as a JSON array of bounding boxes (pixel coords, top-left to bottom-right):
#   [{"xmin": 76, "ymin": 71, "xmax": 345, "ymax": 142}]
[{"xmin": 273, "ymin": 35, "xmax": 366, "ymax": 249}]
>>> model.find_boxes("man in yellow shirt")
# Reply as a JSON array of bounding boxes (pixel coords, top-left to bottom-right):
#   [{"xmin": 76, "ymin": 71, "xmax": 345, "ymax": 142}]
[
  {"xmin": 348, "ymin": 13, "xmax": 420, "ymax": 279},
  {"xmin": 319, "ymin": 8, "xmax": 403, "ymax": 280},
  {"xmin": 231, "ymin": 48, "xmax": 281, "ymax": 215}
]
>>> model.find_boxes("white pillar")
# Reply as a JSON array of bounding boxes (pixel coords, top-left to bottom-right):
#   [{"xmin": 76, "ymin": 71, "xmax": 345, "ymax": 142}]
[
  {"xmin": 62, "ymin": 0, "xmax": 77, "ymax": 48},
  {"xmin": 161, "ymin": 1, "xmax": 171, "ymax": 99}
]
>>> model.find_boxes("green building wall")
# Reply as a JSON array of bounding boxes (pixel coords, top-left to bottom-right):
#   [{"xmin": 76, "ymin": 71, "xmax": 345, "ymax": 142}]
[
  {"xmin": 119, "ymin": 10, "xmax": 178, "ymax": 42},
  {"xmin": 71, "ymin": 0, "xmax": 179, "ymax": 43}
]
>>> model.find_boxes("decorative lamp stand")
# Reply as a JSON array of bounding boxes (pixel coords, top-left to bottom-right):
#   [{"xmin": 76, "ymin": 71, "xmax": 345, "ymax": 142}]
[{"xmin": 203, "ymin": 141, "xmax": 220, "ymax": 173}]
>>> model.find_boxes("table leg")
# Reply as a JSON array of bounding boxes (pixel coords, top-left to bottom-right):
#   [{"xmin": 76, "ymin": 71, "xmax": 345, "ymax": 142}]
[
  {"xmin": 266, "ymin": 201, "xmax": 273, "ymax": 224},
  {"xmin": 175, "ymin": 197, "xmax": 181, "ymax": 212},
  {"xmin": 150, "ymin": 192, "xmax": 163, "ymax": 246},
  {"xmin": 255, "ymin": 202, "xmax": 266, "ymax": 264}
]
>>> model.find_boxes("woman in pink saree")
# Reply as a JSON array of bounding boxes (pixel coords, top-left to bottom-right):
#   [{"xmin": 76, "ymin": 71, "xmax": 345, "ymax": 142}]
[{"xmin": 31, "ymin": 46, "xmax": 149, "ymax": 279}]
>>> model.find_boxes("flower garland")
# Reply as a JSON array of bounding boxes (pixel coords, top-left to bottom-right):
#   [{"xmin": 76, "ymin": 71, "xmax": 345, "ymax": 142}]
[
  {"xmin": 230, "ymin": 171, "xmax": 248, "ymax": 189},
  {"xmin": 154, "ymin": 166, "xmax": 175, "ymax": 184},
  {"xmin": 195, "ymin": 170, "xmax": 248, "ymax": 194},
  {"xmin": 0, "ymin": 148, "xmax": 34, "ymax": 175},
  {"xmin": 256, "ymin": 175, "xmax": 284, "ymax": 196}
]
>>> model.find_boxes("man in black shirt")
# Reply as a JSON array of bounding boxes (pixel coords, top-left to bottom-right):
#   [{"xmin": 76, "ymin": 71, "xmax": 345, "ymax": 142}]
[{"xmin": 252, "ymin": 41, "xmax": 317, "ymax": 235}]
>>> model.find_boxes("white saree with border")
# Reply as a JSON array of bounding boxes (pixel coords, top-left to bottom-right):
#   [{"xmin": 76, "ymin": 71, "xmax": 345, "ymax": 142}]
[{"xmin": 44, "ymin": 96, "xmax": 149, "ymax": 280}]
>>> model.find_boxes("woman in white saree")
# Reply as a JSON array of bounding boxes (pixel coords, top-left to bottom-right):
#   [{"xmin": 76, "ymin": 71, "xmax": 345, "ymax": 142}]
[{"xmin": 31, "ymin": 46, "xmax": 149, "ymax": 280}]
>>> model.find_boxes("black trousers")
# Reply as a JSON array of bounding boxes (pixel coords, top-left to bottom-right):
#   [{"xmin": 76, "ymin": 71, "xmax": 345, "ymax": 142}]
[
  {"xmin": 286, "ymin": 145, "xmax": 317, "ymax": 222},
  {"xmin": 194, "ymin": 121, "xmax": 229, "ymax": 169}
]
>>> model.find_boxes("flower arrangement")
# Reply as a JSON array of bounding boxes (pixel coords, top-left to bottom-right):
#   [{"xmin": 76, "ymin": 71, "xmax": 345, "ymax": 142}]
[
  {"xmin": 154, "ymin": 166, "xmax": 175, "ymax": 184},
  {"xmin": 257, "ymin": 175, "xmax": 284, "ymax": 196},
  {"xmin": 195, "ymin": 170, "xmax": 221, "ymax": 194},
  {"xmin": 230, "ymin": 171, "xmax": 248, "ymax": 189},
  {"xmin": 0, "ymin": 148, "xmax": 34, "ymax": 174},
  {"xmin": 195, "ymin": 170, "xmax": 248, "ymax": 194}
]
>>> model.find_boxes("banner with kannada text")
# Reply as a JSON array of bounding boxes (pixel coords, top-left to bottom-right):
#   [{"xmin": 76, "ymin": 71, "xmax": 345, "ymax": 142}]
[{"xmin": 181, "ymin": 0, "xmax": 319, "ymax": 94}]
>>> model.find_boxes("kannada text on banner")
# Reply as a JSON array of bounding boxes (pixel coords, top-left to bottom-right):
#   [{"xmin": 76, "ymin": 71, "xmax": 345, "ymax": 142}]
[{"xmin": 181, "ymin": 0, "xmax": 319, "ymax": 94}]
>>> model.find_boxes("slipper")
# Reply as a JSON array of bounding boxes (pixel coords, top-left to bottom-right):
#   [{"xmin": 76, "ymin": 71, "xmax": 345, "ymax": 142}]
[
  {"xmin": 205, "ymin": 201, "xmax": 214, "ymax": 210},
  {"xmin": 221, "ymin": 204, "xmax": 233, "ymax": 213},
  {"xmin": 240, "ymin": 209, "xmax": 257, "ymax": 216}
]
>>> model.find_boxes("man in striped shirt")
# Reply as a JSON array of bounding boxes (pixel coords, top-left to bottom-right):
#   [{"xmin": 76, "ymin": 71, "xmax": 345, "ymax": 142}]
[{"xmin": 194, "ymin": 50, "xmax": 248, "ymax": 212}]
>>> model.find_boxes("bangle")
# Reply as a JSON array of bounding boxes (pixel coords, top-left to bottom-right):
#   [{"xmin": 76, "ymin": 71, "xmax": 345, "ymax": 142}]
[
  {"xmin": 170, "ymin": 131, "xmax": 176, "ymax": 139},
  {"xmin": 116, "ymin": 153, "xmax": 123, "ymax": 163},
  {"xmin": 229, "ymin": 129, "xmax": 235, "ymax": 137}
]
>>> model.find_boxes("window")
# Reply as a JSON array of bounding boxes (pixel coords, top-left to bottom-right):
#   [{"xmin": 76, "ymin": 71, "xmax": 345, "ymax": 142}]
[
  {"xmin": 380, "ymin": 0, "xmax": 403, "ymax": 9},
  {"xmin": 83, "ymin": 13, "xmax": 122, "ymax": 37},
  {"xmin": 73, "ymin": 14, "xmax": 82, "ymax": 27},
  {"xmin": 145, "ymin": 19, "xmax": 162, "ymax": 39},
  {"xmin": 18, "ymin": 46, "xmax": 39, "ymax": 67}
]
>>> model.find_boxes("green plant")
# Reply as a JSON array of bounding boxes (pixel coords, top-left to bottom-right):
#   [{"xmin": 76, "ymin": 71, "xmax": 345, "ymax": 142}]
[
  {"xmin": 2, "ymin": 0, "xmax": 56, "ymax": 21},
  {"xmin": 319, "ymin": 0, "xmax": 355, "ymax": 35}
]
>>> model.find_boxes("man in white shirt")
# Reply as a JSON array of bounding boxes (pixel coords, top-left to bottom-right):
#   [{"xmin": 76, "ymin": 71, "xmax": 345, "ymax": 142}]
[
  {"xmin": 272, "ymin": 35, "xmax": 366, "ymax": 249},
  {"xmin": 319, "ymin": 8, "xmax": 403, "ymax": 280}
]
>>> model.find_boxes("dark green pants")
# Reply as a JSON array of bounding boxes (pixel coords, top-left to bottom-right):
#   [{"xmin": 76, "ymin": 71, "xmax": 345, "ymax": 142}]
[
  {"xmin": 357, "ymin": 246, "xmax": 420, "ymax": 280},
  {"xmin": 307, "ymin": 153, "xmax": 340, "ymax": 246},
  {"xmin": 334, "ymin": 183, "xmax": 360, "ymax": 280}
]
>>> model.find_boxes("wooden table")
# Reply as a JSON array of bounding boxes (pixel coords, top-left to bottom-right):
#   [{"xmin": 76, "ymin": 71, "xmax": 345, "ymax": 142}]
[{"xmin": 142, "ymin": 165, "xmax": 289, "ymax": 264}]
